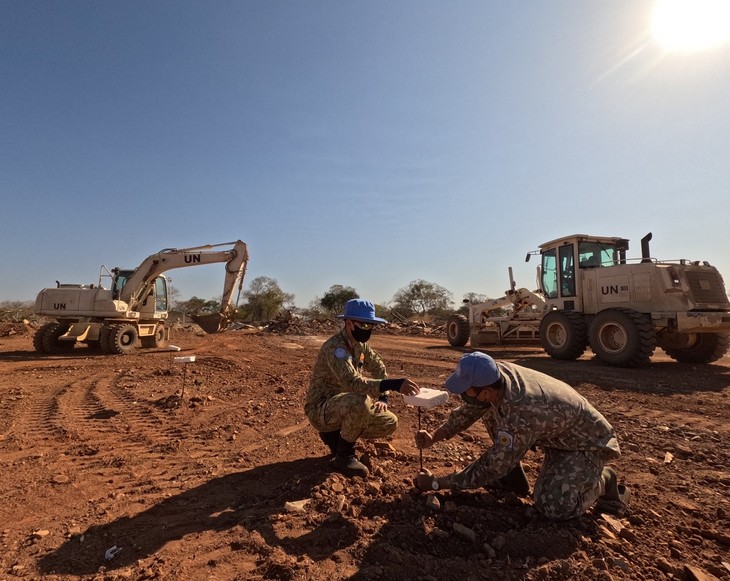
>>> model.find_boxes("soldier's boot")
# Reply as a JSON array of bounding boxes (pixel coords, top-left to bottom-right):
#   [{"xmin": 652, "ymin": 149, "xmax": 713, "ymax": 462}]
[
  {"xmin": 596, "ymin": 467, "xmax": 630, "ymax": 516},
  {"xmin": 331, "ymin": 439, "xmax": 369, "ymax": 478},
  {"xmin": 318, "ymin": 430, "xmax": 340, "ymax": 457},
  {"xmin": 485, "ymin": 462, "xmax": 531, "ymax": 497}
]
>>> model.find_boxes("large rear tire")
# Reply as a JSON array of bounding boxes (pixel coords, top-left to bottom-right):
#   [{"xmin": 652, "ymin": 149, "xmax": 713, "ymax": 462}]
[
  {"xmin": 539, "ymin": 310, "xmax": 587, "ymax": 360},
  {"xmin": 662, "ymin": 332, "xmax": 730, "ymax": 364},
  {"xmin": 446, "ymin": 314, "xmax": 470, "ymax": 347},
  {"xmin": 107, "ymin": 324, "xmax": 138, "ymax": 354},
  {"xmin": 589, "ymin": 308, "xmax": 656, "ymax": 367}
]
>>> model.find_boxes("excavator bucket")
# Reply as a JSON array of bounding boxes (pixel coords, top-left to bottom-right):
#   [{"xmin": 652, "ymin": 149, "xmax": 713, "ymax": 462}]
[{"xmin": 191, "ymin": 313, "xmax": 230, "ymax": 334}]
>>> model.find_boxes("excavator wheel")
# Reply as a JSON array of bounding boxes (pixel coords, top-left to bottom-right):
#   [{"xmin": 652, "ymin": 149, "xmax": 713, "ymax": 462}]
[
  {"xmin": 33, "ymin": 323, "xmax": 55, "ymax": 353},
  {"xmin": 446, "ymin": 314, "xmax": 470, "ymax": 347},
  {"xmin": 140, "ymin": 323, "xmax": 168, "ymax": 349},
  {"xmin": 539, "ymin": 310, "xmax": 587, "ymax": 360},
  {"xmin": 99, "ymin": 326, "xmax": 114, "ymax": 354},
  {"xmin": 106, "ymin": 324, "xmax": 139, "ymax": 354},
  {"xmin": 34, "ymin": 322, "xmax": 75, "ymax": 354},
  {"xmin": 589, "ymin": 308, "xmax": 656, "ymax": 368},
  {"xmin": 662, "ymin": 332, "xmax": 730, "ymax": 364}
]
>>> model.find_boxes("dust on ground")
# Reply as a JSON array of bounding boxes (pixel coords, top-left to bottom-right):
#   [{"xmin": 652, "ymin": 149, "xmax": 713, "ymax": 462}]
[{"xmin": 0, "ymin": 321, "xmax": 728, "ymax": 580}]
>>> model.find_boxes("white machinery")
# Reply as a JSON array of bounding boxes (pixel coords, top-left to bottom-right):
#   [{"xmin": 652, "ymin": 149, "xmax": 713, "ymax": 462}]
[
  {"xmin": 446, "ymin": 233, "xmax": 730, "ymax": 367},
  {"xmin": 33, "ymin": 240, "xmax": 249, "ymax": 355}
]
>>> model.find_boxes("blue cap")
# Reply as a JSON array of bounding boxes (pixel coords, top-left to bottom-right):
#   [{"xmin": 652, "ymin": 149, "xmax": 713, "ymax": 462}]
[
  {"xmin": 445, "ymin": 352, "xmax": 500, "ymax": 394},
  {"xmin": 336, "ymin": 299, "xmax": 387, "ymax": 324}
]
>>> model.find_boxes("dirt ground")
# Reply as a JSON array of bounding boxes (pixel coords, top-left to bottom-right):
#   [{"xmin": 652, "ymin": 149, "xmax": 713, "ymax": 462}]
[{"xmin": 0, "ymin": 321, "xmax": 729, "ymax": 581}]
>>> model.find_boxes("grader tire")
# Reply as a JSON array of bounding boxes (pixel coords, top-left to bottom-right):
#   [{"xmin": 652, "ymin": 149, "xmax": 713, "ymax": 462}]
[
  {"xmin": 539, "ymin": 310, "xmax": 587, "ymax": 360},
  {"xmin": 446, "ymin": 314, "xmax": 470, "ymax": 347},
  {"xmin": 663, "ymin": 332, "xmax": 730, "ymax": 364},
  {"xmin": 589, "ymin": 308, "xmax": 656, "ymax": 367}
]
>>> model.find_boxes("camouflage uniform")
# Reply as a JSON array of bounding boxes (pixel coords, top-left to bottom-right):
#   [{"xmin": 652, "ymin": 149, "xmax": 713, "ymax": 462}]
[
  {"xmin": 305, "ymin": 330, "xmax": 397, "ymax": 443},
  {"xmin": 441, "ymin": 362, "xmax": 620, "ymax": 520}
]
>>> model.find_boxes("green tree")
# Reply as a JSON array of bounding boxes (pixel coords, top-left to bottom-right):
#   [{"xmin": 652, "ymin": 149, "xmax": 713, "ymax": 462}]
[
  {"xmin": 176, "ymin": 296, "xmax": 219, "ymax": 315},
  {"xmin": 319, "ymin": 285, "xmax": 359, "ymax": 316},
  {"xmin": 241, "ymin": 276, "xmax": 294, "ymax": 322},
  {"xmin": 392, "ymin": 279, "xmax": 453, "ymax": 318}
]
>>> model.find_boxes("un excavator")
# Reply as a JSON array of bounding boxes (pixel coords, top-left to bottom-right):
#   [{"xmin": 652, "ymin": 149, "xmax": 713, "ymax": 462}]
[
  {"xmin": 33, "ymin": 240, "xmax": 249, "ymax": 355},
  {"xmin": 446, "ymin": 233, "xmax": 730, "ymax": 367}
]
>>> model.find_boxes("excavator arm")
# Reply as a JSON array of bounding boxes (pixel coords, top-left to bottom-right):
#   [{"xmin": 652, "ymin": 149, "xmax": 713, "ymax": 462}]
[{"xmin": 119, "ymin": 240, "xmax": 249, "ymax": 333}]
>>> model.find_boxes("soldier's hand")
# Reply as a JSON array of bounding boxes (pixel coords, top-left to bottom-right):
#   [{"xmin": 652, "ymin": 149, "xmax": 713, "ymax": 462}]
[
  {"xmin": 373, "ymin": 400, "xmax": 388, "ymax": 413},
  {"xmin": 415, "ymin": 430, "xmax": 434, "ymax": 449},
  {"xmin": 415, "ymin": 469, "xmax": 435, "ymax": 491},
  {"xmin": 398, "ymin": 379, "xmax": 420, "ymax": 396}
]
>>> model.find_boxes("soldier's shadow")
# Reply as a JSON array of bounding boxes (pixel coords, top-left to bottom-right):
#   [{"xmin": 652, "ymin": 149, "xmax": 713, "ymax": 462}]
[{"xmin": 38, "ymin": 456, "xmax": 357, "ymax": 576}]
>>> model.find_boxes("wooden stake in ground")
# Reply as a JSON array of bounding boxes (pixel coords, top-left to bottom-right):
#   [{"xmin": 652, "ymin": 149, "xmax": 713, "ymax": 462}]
[
  {"xmin": 173, "ymin": 355, "xmax": 196, "ymax": 404},
  {"xmin": 403, "ymin": 387, "xmax": 450, "ymax": 472}
]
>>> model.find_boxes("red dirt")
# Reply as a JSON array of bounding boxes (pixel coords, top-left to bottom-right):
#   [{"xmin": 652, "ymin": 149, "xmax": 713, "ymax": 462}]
[{"xmin": 0, "ymin": 323, "xmax": 728, "ymax": 580}]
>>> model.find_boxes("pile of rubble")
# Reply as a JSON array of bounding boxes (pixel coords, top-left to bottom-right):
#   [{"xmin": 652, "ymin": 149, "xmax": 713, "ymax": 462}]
[
  {"xmin": 263, "ymin": 317, "xmax": 446, "ymax": 337},
  {"xmin": 0, "ymin": 322, "xmax": 32, "ymax": 337}
]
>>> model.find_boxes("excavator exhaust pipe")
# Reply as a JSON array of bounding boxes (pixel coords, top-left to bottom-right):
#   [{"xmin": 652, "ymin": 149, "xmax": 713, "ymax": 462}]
[{"xmin": 191, "ymin": 313, "xmax": 230, "ymax": 334}]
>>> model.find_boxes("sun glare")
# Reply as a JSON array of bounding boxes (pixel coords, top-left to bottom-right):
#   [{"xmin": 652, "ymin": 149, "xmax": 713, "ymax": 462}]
[{"xmin": 651, "ymin": 0, "xmax": 730, "ymax": 52}]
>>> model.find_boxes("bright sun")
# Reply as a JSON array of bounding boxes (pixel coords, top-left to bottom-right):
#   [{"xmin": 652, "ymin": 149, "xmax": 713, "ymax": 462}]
[{"xmin": 651, "ymin": 0, "xmax": 730, "ymax": 52}]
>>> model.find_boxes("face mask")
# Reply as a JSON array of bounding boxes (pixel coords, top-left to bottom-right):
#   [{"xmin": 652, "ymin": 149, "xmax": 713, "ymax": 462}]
[
  {"xmin": 351, "ymin": 326, "xmax": 372, "ymax": 343},
  {"xmin": 461, "ymin": 393, "xmax": 490, "ymax": 408}
]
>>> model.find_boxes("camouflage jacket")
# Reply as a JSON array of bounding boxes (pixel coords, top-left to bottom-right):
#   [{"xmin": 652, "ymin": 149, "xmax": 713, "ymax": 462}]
[
  {"xmin": 305, "ymin": 330, "xmax": 388, "ymax": 413},
  {"xmin": 443, "ymin": 361, "xmax": 620, "ymax": 489}
]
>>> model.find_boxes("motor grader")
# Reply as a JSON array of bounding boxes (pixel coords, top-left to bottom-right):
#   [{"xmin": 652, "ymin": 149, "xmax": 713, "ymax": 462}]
[
  {"xmin": 446, "ymin": 233, "xmax": 730, "ymax": 367},
  {"xmin": 33, "ymin": 240, "xmax": 249, "ymax": 355}
]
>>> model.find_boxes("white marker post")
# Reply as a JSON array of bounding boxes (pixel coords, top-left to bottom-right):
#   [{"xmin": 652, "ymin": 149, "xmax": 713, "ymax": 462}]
[{"xmin": 403, "ymin": 388, "xmax": 449, "ymax": 472}]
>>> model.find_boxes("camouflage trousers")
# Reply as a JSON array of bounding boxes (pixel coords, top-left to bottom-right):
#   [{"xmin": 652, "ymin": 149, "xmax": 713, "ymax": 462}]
[
  {"xmin": 533, "ymin": 448, "xmax": 605, "ymax": 520},
  {"xmin": 305, "ymin": 392, "xmax": 398, "ymax": 443}
]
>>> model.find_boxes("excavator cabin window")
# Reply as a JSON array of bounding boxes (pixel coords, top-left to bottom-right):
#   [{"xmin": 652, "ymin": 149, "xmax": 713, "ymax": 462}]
[{"xmin": 112, "ymin": 272, "xmax": 130, "ymax": 300}]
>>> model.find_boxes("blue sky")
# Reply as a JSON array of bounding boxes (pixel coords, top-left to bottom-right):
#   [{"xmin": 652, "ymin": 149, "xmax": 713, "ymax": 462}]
[{"xmin": 2, "ymin": 1, "xmax": 730, "ymax": 310}]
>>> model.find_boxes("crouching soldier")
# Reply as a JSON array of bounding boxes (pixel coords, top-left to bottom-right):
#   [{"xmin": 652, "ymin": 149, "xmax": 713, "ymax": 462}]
[
  {"xmin": 415, "ymin": 352, "xmax": 629, "ymax": 519},
  {"xmin": 305, "ymin": 299, "xmax": 420, "ymax": 478}
]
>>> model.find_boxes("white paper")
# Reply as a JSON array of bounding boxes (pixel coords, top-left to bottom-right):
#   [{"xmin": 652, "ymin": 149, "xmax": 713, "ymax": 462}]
[{"xmin": 402, "ymin": 387, "xmax": 449, "ymax": 408}]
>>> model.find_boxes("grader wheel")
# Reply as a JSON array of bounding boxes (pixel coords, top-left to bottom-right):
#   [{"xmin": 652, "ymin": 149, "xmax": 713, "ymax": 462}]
[
  {"xmin": 662, "ymin": 332, "xmax": 730, "ymax": 364},
  {"xmin": 589, "ymin": 308, "xmax": 656, "ymax": 368},
  {"xmin": 446, "ymin": 314, "xmax": 470, "ymax": 347},
  {"xmin": 539, "ymin": 310, "xmax": 587, "ymax": 360}
]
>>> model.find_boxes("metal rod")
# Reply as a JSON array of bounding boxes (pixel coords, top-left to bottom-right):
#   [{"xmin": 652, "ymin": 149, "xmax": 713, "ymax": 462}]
[{"xmin": 418, "ymin": 407, "xmax": 423, "ymax": 471}]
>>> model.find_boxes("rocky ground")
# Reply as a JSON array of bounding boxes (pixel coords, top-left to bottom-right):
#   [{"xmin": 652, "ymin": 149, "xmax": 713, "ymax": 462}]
[{"xmin": 0, "ymin": 321, "xmax": 728, "ymax": 581}]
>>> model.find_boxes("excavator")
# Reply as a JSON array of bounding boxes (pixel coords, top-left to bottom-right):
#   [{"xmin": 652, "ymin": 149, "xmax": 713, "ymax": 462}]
[{"xmin": 33, "ymin": 240, "xmax": 249, "ymax": 355}]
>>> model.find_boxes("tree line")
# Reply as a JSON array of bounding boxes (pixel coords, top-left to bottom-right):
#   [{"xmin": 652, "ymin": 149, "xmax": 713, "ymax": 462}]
[
  {"xmin": 173, "ymin": 276, "xmax": 489, "ymax": 324},
  {"xmin": 0, "ymin": 277, "xmax": 491, "ymax": 324}
]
